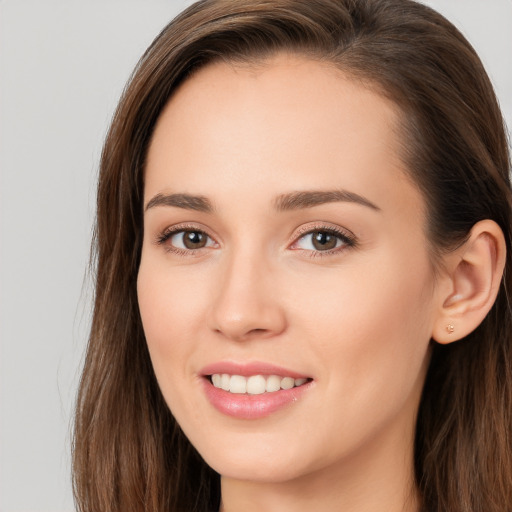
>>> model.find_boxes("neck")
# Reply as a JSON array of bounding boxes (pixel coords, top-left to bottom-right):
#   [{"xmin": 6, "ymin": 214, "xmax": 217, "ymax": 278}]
[{"xmin": 219, "ymin": 416, "xmax": 420, "ymax": 512}]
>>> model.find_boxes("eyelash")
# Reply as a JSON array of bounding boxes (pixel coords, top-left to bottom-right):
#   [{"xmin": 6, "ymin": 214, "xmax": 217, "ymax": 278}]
[
  {"xmin": 155, "ymin": 224, "xmax": 216, "ymax": 256},
  {"xmin": 291, "ymin": 225, "xmax": 357, "ymax": 258},
  {"xmin": 154, "ymin": 223, "xmax": 357, "ymax": 258}
]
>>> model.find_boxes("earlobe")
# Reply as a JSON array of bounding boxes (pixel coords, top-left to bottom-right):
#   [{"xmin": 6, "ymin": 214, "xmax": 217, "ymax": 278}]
[{"xmin": 432, "ymin": 220, "xmax": 506, "ymax": 344}]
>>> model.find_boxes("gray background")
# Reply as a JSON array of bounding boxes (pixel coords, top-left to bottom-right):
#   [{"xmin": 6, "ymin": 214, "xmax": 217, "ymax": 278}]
[{"xmin": 0, "ymin": 1, "xmax": 510, "ymax": 511}]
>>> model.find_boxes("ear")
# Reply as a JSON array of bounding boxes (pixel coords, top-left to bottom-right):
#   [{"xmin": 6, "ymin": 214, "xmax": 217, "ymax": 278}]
[{"xmin": 432, "ymin": 219, "xmax": 506, "ymax": 344}]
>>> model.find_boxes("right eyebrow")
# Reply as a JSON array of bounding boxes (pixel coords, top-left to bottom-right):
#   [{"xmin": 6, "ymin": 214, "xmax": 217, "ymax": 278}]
[
  {"xmin": 273, "ymin": 189, "xmax": 380, "ymax": 212},
  {"xmin": 144, "ymin": 193, "xmax": 214, "ymax": 213}
]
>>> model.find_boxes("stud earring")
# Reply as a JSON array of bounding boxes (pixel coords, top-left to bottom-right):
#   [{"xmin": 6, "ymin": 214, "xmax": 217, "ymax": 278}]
[{"xmin": 446, "ymin": 324, "xmax": 455, "ymax": 334}]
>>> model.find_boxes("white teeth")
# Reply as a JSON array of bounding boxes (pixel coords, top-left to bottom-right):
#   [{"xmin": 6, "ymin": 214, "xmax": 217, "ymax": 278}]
[
  {"xmin": 266, "ymin": 375, "xmax": 281, "ymax": 392},
  {"xmin": 280, "ymin": 377, "xmax": 295, "ymax": 390},
  {"xmin": 220, "ymin": 374, "xmax": 230, "ymax": 391},
  {"xmin": 229, "ymin": 375, "xmax": 247, "ymax": 394},
  {"xmin": 247, "ymin": 375, "xmax": 267, "ymax": 395},
  {"xmin": 210, "ymin": 374, "xmax": 310, "ymax": 394}
]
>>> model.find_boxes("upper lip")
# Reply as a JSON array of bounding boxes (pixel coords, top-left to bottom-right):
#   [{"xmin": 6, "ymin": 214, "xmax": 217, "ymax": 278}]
[{"xmin": 200, "ymin": 361, "xmax": 311, "ymax": 379}]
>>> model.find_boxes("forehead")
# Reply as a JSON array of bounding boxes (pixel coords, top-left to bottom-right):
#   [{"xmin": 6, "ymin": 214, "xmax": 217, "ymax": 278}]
[{"xmin": 144, "ymin": 54, "xmax": 422, "ymax": 220}]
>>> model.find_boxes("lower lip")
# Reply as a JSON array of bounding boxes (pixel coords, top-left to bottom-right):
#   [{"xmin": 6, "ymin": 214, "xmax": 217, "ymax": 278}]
[{"xmin": 202, "ymin": 378, "xmax": 313, "ymax": 420}]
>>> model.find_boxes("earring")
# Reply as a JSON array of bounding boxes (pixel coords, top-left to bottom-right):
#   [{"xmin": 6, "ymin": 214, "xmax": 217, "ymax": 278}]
[{"xmin": 446, "ymin": 324, "xmax": 455, "ymax": 334}]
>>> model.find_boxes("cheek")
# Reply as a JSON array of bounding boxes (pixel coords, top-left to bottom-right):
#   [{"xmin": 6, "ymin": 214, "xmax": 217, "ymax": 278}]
[
  {"xmin": 289, "ymin": 250, "xmax": 434, "ymax": 422},
  {"xmin": 136, "ymin": 257, "xmax": 207, "ymax": 394},
  {"xmin": 137, "ymin": 251, "xmax": 212, "ymax": 338},
  {"xmin": 293, "ymin": 253, "xmax": 433, "ymax": 341}
]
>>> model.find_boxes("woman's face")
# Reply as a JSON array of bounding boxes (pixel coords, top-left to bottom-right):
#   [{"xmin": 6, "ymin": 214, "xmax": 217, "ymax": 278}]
[{"xmin": 138, "ymin": 55, "xmax": 439, "ymax": 483}]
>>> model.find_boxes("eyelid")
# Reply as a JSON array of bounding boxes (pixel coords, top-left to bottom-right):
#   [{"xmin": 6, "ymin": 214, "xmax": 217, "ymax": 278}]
[
  {"xmin": 154, "ymin": 222, "xmax": 219, "ymax": 254},
  {"xmin": 153, "ymin": 221, "xmax": 357, "ymax": 257},
  {"xmin": 289, "ymin": 222, "xmax": 357, "ymax": 253}
]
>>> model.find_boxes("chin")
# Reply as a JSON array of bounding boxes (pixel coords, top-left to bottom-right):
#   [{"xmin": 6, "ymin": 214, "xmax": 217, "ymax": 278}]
[
  {"xmin": 208, "ymin": 456, "xmax": 306, "ymax": 484},
  {"xmin": 190, "ymin": 432, "xmax": 318, "ymax": 483}
]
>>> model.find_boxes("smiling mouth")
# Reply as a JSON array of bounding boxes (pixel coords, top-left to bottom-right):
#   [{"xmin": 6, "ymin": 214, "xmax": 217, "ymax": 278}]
[{"xmin": 208, "ymin": 374, "xmax": 312, "ymax": 395}]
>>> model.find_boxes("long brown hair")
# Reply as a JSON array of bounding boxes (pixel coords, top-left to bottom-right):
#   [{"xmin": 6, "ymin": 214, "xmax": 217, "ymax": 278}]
[{"xmin": 73, "ymin": 1, "xmax": 512, "ymax": 511}]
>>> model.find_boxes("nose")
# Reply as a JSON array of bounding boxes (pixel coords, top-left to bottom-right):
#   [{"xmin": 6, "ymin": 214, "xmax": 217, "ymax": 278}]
[{"xmin": 207, "ymin": 249, "xmax": 287, "ymax": 342}]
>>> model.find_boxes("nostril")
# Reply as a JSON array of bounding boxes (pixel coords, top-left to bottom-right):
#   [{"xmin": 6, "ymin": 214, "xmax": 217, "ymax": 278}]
[{"xmin": 249, "ymin": 328, "xmax": 268, "ymax": 335}]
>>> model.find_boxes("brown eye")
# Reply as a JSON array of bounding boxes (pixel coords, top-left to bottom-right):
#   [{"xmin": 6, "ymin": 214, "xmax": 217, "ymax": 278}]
[
  {"xmin": 293, "ymin": 228, "xmax": 353, "ymax": 253},
  {"xmin": 182, "ymin": 231, "xmax": 207, "ymax": 249},
  {"xmin": 311, "ymin": 231, "xmax": 338, "ymax": 250},
  {"xmin": 167, "ymin": 229, "xmax": 215, "ymax": 251}
]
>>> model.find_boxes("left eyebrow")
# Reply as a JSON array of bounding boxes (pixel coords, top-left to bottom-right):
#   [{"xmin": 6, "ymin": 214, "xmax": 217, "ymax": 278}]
[
  {"xmin": 144, "ymin": 193, "xmax": 214, "ymax": 213},
  {"xmin": 273, "ymin": 189, "xmax": 381, "ymax": 212}
]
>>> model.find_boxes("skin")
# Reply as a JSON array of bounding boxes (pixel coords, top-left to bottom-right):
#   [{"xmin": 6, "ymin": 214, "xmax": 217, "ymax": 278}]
[{"xmin": 137, "ymin": 55, "xmax": 444, "ymax": 512}]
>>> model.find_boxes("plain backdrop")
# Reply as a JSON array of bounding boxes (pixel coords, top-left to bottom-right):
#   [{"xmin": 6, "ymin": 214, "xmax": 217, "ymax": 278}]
[{"xmin": 0, "ymin": 1, "xmax": 511, "ymax": 511}]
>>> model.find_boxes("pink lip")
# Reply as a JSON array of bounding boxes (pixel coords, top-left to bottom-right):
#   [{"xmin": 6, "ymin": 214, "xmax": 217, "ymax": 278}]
[
  {"xmin": 199, "ymin": 361, "xmax": 313, "ymax": 420},
  {"xmin": 200, "ymin": 361, "xmax": 309, "ymax": 379}
]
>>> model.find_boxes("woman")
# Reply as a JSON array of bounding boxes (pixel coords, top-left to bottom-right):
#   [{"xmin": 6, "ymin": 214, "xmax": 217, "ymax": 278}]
[{"xmin": 72, "ymin": 0, "xmax": 512, "ymax": 511}]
